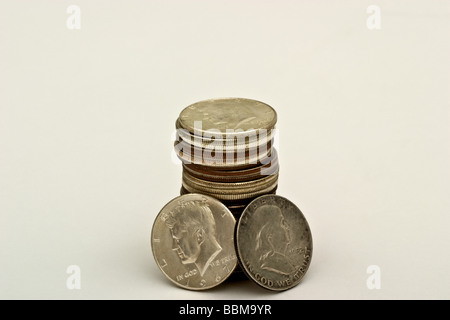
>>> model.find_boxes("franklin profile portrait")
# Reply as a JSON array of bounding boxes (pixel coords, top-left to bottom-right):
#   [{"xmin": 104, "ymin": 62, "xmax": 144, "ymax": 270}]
[{"xmin": 254, "ymin": 205, "xmax": 299, "ymax": 275}]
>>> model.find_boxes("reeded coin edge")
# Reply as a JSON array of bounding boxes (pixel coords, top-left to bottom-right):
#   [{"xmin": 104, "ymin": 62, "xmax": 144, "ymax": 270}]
[
  {"xmin": 182, "ymin": 180, "xmax": 279, "ymax": 200},
  {"xmin": 182, "ymin": 170, "xmax": 279, "ymax": 190}
]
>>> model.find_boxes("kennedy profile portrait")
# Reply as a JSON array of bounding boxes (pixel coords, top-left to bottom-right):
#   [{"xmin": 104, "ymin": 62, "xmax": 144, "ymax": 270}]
[{"xmin": 164, "ymin": 200, "xmax": 222, "ymax": 277}]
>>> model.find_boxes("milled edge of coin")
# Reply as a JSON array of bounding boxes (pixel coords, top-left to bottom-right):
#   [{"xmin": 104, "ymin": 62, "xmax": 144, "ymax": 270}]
[
  {"xmin": 179, "ymin": 185, "xmax": 278, "ymax": 209},
  {"xmin": 150, "ymin": 193, "xmax": 238, "ymax": 290},
  {"xmin": 182, "ymin": 170, "xmax": 279, "ymax": 191},
  {"xmin": 182, "ymin": 150, "xmax": 279, "ymax": 183},
  {"xmin": 173, "ymin": 139, "xmax": 274, "ymax": 168},
  {"xmin": 235, "ymin": 194, "xmax": 313, "ymax": 291},
  {"xmin": 183, "ymin": 162, "xmax": 279, "ymax": 183},
  {"xmin": 182, "ymin": 180, "xmax": 279, "ymax": 200},
  {"xmin": 176, "ymin": 117, "xmax": 276, "ymax": 142}
]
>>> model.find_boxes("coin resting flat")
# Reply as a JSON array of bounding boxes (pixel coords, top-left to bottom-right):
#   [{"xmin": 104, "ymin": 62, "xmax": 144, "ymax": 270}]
[
  {"xmin": 151, "ymin": 194, "xmax": 237, "ymax": 290},
  {"xmin": 177, "ymin": 97, "xmax": 277, "ymax": 137},
  {"xmin": 174, "ymin": 97, "xmax": 278, "ymax": 169},
  {"xmin": 235, "ymin": 195, "xmax": 313, "ymax": 291}
]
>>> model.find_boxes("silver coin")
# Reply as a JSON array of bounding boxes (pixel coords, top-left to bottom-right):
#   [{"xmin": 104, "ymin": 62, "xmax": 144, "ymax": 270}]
[
  {"xmin": 181, "ymin": 180, "xmax": 279, "ymax": 201},
  {"xmin": 235, "ymin": 195, "xmax": 313, "ymax": 291},
  {"xmin": 181, "ymin": 150, "xmax": 279, "ymax": 183},
  {"xmin": 151, "ymin": 194, "xmax": 237, "ymax": 290},
  {"xmin": 182, "ymin": 170, "xmax": 279, "ymax": 193},
  {"xmin": 174, "ymin": 139, "xmax": 274, "ymax": 169},
  {"xmin": 175, "ymin": 117, "xmax": 277, "ymax": 151},
  {"xmin": 177, "ymin": 97, "xmax": 277, "ymax": 138}
]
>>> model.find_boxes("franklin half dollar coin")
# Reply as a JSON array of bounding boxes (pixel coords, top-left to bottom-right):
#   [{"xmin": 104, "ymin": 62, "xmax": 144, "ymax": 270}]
[
  {"xmin": 151, "ymin": 194, "xmax": 237, "ymax": 290},
  {"xmin": 235, "ymin": 195, "xmax": 313, "ymax": 291}
]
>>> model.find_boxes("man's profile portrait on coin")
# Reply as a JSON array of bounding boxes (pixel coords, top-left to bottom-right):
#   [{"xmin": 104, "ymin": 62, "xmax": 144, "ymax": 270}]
[
  {"xmin": 164, "ymin": 199, "xmax": 222, "ymax": 276},
  {"xmin": 254, "ymin": 205, "xmax": 299, "ymax": 275}
]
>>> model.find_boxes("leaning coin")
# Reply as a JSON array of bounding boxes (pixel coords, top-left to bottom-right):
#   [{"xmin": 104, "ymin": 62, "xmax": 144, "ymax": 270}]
[
  {"xmin": 235, "ymin": 195, "xmax": 313, "ymax": 291},
  {"xmin": 151, "ymin": 193, "xmax": 238, "ymax": 290}
]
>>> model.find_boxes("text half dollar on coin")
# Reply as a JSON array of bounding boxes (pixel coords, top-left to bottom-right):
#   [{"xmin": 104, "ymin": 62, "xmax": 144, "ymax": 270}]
[
  {"xmin": 235, "ymin": 195, "xmax": 313, "ymax": 291},
  {"xmin": 151, "ymin": 194, "xmax": 238, "ymax": 290}
]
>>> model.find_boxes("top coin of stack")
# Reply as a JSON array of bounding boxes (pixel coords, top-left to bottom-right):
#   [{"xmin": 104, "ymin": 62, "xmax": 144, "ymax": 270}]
[{"xmin": 173, "ymin": 98, "xmax": 279, "ymax": 215}]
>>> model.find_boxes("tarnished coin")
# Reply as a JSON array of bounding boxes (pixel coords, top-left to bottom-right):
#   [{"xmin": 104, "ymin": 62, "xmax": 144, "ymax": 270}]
[
  {"xmin": 174, "ymin": 139, "xmax": 274, "ymax": 169},
  {"xmin": 175, "ymin": 117, "xmax": 277, "ymax": 151},
  {"xmin": 182, "ymin": 170, "xmax": 279, "ymax": 193},
  {"xmin": 235, "ymin": 195, "xmax": 313, "ymax": 291},
  {"xmin": 182, "ymin": 149, "xmax": 279, "ymax": 183},
  {"xmin": 181, "ymin": 180, "xmax": 279, "ymax": 201},
  {"xmin": 151, "ymin": 194, "xmax": 237, "ymax": 290}
]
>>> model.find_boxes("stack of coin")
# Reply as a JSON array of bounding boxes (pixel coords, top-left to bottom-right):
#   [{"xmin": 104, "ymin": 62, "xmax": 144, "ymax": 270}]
[
  {"xmin": 174, "ymin": 97, "xmax": 279, "ymax": 216},
  {"xmin": 151, "ymin": 97, "xmax": 313, "ymax": 292}
]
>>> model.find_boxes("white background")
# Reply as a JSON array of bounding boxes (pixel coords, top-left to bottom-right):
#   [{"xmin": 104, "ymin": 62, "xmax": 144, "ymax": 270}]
[{"xmin": 1, "ymin": 0, "xmax": 449, "ymax": 300}]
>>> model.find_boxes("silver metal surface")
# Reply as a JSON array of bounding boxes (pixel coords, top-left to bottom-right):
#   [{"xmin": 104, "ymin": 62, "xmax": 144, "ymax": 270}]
[
  {"xmin": 151, "ymin": 194, "xmax": 237, "ymax": 290},
  {"xmin": 235, "ymin": 194, "xmax": 313, "ymax": 291}
]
